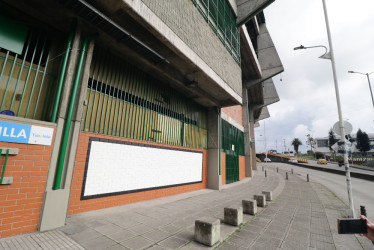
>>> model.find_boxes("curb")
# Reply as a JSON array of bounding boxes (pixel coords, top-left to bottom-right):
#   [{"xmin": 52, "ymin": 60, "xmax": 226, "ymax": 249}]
[{"xmin": 287, "ymin": 162, "xmax": 374, "ymax": 182}]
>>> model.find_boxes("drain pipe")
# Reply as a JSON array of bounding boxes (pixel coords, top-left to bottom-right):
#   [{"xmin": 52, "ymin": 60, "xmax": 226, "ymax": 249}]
[
  {"xmin": 51, "ymin": 20, "xmax": 77, "ymax": 123},
  {"xmin": 53, "ymin": 35, "xmax": 96, "ymax": 190}
]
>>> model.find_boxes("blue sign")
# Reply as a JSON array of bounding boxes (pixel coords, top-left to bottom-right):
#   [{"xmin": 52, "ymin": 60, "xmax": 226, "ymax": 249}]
[
  {"xmin": 0, "ymin": 120, "xmax": 54, "ymax": 145},
  {"xmin": 0, "ymin": 121, "xmax": 31, "ymax": 144}
]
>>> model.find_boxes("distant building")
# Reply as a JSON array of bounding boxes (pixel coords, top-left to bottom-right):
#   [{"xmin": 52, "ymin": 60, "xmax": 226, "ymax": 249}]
[{"xmin": 315, "ymin": 134, "xmax": 374, "ymax": 156}]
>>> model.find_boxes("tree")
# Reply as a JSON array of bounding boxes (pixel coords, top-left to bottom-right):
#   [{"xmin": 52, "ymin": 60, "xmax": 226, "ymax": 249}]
[
  {"xmin": 356, "ymin": 129, "xmax": 370, "ymax": 156},
  {"xmin": 328, "ymin": 129, "xmax": 338, "ymax": 150},
  {"xmin": 291, "ymin": 138, "xmax": 302, "ymax": 155}
]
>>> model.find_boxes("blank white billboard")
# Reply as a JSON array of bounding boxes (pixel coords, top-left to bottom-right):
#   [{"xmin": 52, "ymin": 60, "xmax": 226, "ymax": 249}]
[{"xmin": 83, "ymin": 140, "xmax": 203, "ymax": 198}]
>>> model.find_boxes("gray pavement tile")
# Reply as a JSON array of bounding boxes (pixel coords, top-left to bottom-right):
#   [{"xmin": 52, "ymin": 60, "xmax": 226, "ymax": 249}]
[
  {"xmin": 142, "ymin": 229, "xmax": 171, "ymax": 242},
  {"xmin": 70, "ymin": 228, "xmax": 103, "ymax": 243},
  {"xmin": 85, "ymin": 219, "xmax": 110, "ymax": 228},
  {"xmin": 80, "ymin": 236, "xmax": 117, "ymax": 250},
  {"xmin": 174, "ymin": 230, "xmax": 195, "ymax": 242},
  {"xmin": 95, "ymin": 223, "xmax": 124, "ymax": 235},
  {"xmin": 106, "ymin": 229, "xmax": 137, "ymax": 242},
  {"xmin": 146, "ymin": 245, "xmax": 168, "ymax": 250},
  {"xmin": 160, "ymin": 225, "xmax": 181, "ymax": 234},
  {"xmin": 114, "ymin": 219, "xmax": 140, "ymax": 229},
  {"xmin": 104, "ymin": 243, "xmax": 128, "ymax": 249},
  {"xmin": 158, "ymin": 236, "xmax": 189, "ymax": 249},
  {"xmin": 217, "ymin": 242, "xmax": 247, "ymax": 250},
  {"xmin": 310, "ymin": 240, "xmax": 335, "ymax": 250},
  {"xmin": 256, "ymin": 236, "xmax": 282, "ymax": 247},
  {"xmin": 59, "ymin": 223, "xmax": 88, "ymax": 235},
  {"xmin": 129, "ymin": 224, "xmax": 154, "ymax": 235},
  {"xmin": 227, "ymin": 235, "xmax": 254, "ymax": 248},
  {"xmin": 121, "ymin": 236, "xmax": 154, "ymax": 250},
  {"xmin": 310, "ymin": 233, "xmax": 333, "ymax": 244},
  {"xmin": 234, "ymin": 229, "xmax": 258, "ymax": 240}
]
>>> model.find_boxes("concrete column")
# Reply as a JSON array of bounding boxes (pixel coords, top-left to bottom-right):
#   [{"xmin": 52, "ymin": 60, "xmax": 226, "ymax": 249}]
[
  {"xmin": 39, "ymin": 24, "xmax": 95, "ymax": 231},
  {"xmin": 207, "ymin": 109, "xmax": 222, "ymax": 190},
  {"xmin": 248, "ymin": 105, "xmax": 257, "ymax": 171},
  {"xmin": 242, "ymin": 89, "xmax": 252, "ymax": 177}
]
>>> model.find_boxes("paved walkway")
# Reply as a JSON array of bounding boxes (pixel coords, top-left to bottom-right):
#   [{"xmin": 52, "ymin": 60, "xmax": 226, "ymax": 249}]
[{"xmin": 0, "ymin": 165, "xmax": 373, "ymax": 249}]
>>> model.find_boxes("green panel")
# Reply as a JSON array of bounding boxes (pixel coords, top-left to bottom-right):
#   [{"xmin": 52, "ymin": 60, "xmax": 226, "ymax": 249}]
[
  {"xmin": 192, "ymin": 0, "xmax": 240, "ymax": 65},
  {"xmin": 82, "ymin": 47, "xmax": 208, "ymax": 150},
  {"xmin": 222, "ymin": 119, "xmax": 244, "ymax": 184},
  {"xmin": 0, "ymin": 14, "xmax": 28, "ymax": 55}
]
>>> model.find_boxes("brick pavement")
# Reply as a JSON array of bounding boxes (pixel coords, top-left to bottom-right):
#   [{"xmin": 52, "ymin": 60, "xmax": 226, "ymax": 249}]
[{"xmin": 0, "ymin": 165, "xmax": 372, "ymax": 249}]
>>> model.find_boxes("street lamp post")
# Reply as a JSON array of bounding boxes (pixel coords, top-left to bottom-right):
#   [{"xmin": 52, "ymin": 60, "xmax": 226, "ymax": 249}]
[
  {"xmin": 348, "ymin": 70, "xmax": 374, "ymax": 109},
  {"xmin": 294, "ymin": 0, "xmax": 356, "ymax": 218}
]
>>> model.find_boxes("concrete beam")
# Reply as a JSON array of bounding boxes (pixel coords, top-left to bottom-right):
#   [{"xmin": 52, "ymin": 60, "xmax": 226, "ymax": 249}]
[
  {"xmin": 244, "ymin": 23, "xmax": 284, "ymax": 89},
  {"xmin": 237, "ymin": 0, "xmax": 275, "ymax": 26},
  {"xmin": 207, "ymin": 109, "xmax": 222, "ymax": 190}
]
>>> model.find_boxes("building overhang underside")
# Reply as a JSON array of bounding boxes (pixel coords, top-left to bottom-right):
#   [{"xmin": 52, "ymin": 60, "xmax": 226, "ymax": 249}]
[
  {"xmin": 59, "ymin": 0, "xmax": 241, "ymax": 109},
  {"xmin": 240, "ymin": 8, "xmax": 283, "ymax": 122}
]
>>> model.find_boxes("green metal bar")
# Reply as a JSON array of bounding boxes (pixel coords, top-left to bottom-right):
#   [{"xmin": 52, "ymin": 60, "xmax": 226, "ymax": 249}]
[
  {"xmin": 125, "ymin": 67, "xmax": 135, "ymax": 139},
  {"xmin": 83, "ymin": 50, "xmax": 98, "ymax": 131},
  {"xmin": 32, "ymin": 48, "xmax": 51, "ymax": 119},
  {"xmin": 0, "ymin": 54, "xmax": 18, "ymax": 111},
  {"xmin": 51, "ymin": 20, "xmax": 77, "ymax": 123},
  {"xmin": 130, "ymin": 71, "xmax": 140, "ymax": 139},
  {"xmin": 97, "ymin": 53, "xmax": 111, "ymax": 134},
  {"xmin": 137, "ymin": 72, "xmax": 146, "ymax": 140},
  {"xmin": 132, "ymin": 71, "xmax": 141, "ymax": 139},
  {"xmin": 103, "ymin": 58, "xmax": 115, "ymax": 134},
  {"xmin": 0, "ymin": 149, "xmax": 9, "ymax": 185},
  {"xmin": 109, "ymin": 62, "xmax": 121, "ymax": 135},
  {"xmin": 141, "ymin": 79, "xmax": 149, "ymax": 140},
  {"xmin": 0, "ymin": 56, "xmax": 56, "ymax": 78},
  {"xmin": 0, "ymin": 51, "xmax": 10, "ymax": 85},
  {"xmin": 116, "ymin": 61, "xmax": 128, "ymax": 136},
  {"xmin": 41, "ymin": 76, "xmax": 54, "ymax": 121},
  {"xmin": 17, "ymin": 33, "xmax": 40, "ymax": 116},
  {"xmin": 120, "ymin": 63, "xmax": 131, "ymax": 138},
  {"xmin": 25, "ymin": 38, "xmax": 47, "ymax": 118},
  {"xmin": 88, "ymin": 50, "xmax": 105, "ymax": 131},
  {"xmin": 53, "ymin": 35, "xmax": 96, "ymax": 190}
]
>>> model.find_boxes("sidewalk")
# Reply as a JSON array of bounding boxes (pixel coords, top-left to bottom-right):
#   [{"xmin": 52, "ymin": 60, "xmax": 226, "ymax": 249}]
[{"xmin": 0, "ymin": 166, "xmax": 373, "ymax": 249}]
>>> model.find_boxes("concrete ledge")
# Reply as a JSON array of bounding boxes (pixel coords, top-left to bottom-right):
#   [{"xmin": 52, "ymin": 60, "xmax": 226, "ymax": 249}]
[
  {"xmin": 194, "ymin": 217, "xmax": 220, "ymax": 246},
  {"xmin": 224, "ymin": 206, "xmax": 243, "ymax": 226},
  {"xmin": 262, "ymin": 191, "xmax": 272, "ymax": 201},
  {"xmin": 254, "ymin": 194, "xmax": 266, "ymax": 207},
  {"xmin": 242, "ymin": 199, "xmax": 257, "ymax": 215}
]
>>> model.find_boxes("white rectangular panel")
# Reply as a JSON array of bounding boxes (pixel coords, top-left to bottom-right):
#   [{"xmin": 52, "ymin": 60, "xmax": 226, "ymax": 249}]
[{"xmin": 83, "ymin": 140, "xmax": 203, "ymax": 197}]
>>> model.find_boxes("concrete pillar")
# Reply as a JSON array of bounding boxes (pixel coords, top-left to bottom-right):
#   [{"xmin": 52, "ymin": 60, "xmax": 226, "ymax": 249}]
[
  {"xmin": 242, "ymin": 89, "xmax": 253, "ymax": 177},
  {"xmin": 39, "ymin": 24, "xmax": 95, "ymax": 231},
  {"xmin": 207, "ymin": 109, "xmax": 222, "ymax": 190},
  {"xmin": 248, "ymin": 105, "xmax": 257, "ymax": 171}
]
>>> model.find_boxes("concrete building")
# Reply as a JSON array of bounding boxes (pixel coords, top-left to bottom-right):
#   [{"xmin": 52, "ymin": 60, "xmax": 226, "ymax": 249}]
[{"xmin": 0, "ymin": 0, "xmax": 282, "ymax": 237}]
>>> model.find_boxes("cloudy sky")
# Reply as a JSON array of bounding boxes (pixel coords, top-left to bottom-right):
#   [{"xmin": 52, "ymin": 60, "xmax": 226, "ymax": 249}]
[{"xmin": 255, "ymin": 0, "xmax": 374, "ymax": 153}]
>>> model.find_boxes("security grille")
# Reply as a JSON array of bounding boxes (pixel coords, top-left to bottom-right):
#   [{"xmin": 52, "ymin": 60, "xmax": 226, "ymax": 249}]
[
  {"xmin": 192, "ymin": 0, "xmax": 240, "ymax": 65},
  {"xmin": 0, "ymin": 29, "xmax": 57, "ymax": 121},
  {"xmin": 82, "ymin": 48, "xmax": 208, "ymax": 150},
  {"xmin": 222, "ymin": 119, "xmax": 244, "ymax": 184}
]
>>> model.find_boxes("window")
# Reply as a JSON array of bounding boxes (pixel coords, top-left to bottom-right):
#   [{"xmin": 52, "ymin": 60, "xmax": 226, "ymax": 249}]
[{"xmin": 192, "ymin": 0, "xmax": 240, "ymax": 64}]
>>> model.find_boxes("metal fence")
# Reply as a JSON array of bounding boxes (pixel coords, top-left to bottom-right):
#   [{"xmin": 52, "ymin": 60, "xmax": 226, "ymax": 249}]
[
  {"xmin": 0, "ymin": 30, "xmax": 57, "ymax": 121},
  {"xmin": 222, "ymin": 119, "xmax": 244, "ymax": 184},
  {"xmin": 192, "ymin": 0, "xmax": 240, "ymax": 64},
  {"xmin": 82, "ymin": 48, "xmax": 208, "ymax": 150}
]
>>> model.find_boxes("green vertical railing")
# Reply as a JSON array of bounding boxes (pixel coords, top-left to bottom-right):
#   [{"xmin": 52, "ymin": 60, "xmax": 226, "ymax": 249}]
[
  {"xmin": 0, "ymin": 29, "xmax": 57, "ymax": 121},
  {"xmin": 82, "ymin": 47, "xmax": 208, "ymax": 150},
  {"xmin": 222, "ymin": 119, "xmax": 244, "ymax": 184}
]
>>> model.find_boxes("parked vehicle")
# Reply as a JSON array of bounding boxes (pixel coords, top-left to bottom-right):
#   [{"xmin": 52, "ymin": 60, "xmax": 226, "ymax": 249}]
[
  {"xmin": 264, "ymin": 158, "xmax": 271, "ymax": 162},
  {"xmin": 338, "ymin": 160, "xmax": 344, "ymax": 167},
  {"xmin": 289, "ymin": 158, "xmax": 298, "ymax": 163},
  {"xmin": 317, "ymin": 159, "xmax": 328, "ymax": 164}
]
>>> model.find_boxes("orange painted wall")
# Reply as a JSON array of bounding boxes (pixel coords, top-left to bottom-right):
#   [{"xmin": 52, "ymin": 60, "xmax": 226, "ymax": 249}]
[
  {"xmin": 239, "ymin": 156, "xmax": 246, "ymax": 180},
  {"xmin": 0, "ymin": 119, "xmax": 55, "ymax": 238},
  {"xmin": 221, "ymin": 152, "xmax": 226, "ymax": 185},
  {"xmin": 222, "ymin": 105, "xmax": 243, "ymax": 126},
  {"xmin": 68, "ymin": 132, "xmax": 208, "ymax": 215}
]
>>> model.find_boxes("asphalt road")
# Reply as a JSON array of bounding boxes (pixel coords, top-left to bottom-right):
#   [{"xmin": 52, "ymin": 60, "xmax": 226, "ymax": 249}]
[{"xmin": 261, "ymin": 162, "xmax": 374, "ymax": 222}]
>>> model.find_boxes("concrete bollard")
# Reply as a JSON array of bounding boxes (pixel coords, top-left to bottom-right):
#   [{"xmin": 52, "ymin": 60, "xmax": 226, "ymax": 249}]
[
  {"xmin": 291, "ymin": 169, "xmax": 293, "ymax": 174},
  {"xmin": 242, "ymin": 199, "xmax": 257, "ymax": 215},
  {"xmin": 262, "ymin": 191, "xmax": 273, "ymax": 201},
  {"xmin": 277, "ymin": 167, "xmax": 278, "ymax": 173},
  {"xmin": 307, "ymin": 174, "xmax": 309, "ymax": 182},
  {"xmin": 286, "ymin": 172, "xmax": 288, "ymax": 180},
  {"xmin": 224, "ymin": 206, "xmax": 243, "ymax": 226},
  {"xmin": 195, "ymin": 217, "xmax": 220, "ymax": 246},
  {"xmin": 254, "ymin": 194, "xmax": 266, "ymax": 207},
  {"xmin": 265, "ymin": 170, "xmax": 267, "ymax": 177}
]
